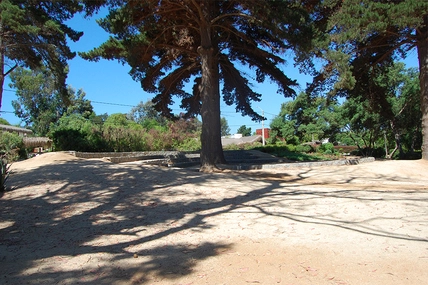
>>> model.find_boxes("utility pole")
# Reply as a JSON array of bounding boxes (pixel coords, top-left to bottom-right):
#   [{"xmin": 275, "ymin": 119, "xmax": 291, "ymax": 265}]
[{"xmin": 259, "ymin": 107, "xmax": 265, "ymax": 146}]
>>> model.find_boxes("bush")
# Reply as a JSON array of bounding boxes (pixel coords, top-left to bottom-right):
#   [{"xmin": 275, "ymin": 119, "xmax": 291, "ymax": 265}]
[
  {"xmin": 0, "ymin": 132, "xmax": 18, "ymax": 191},
  {"xmin": 51, "ymin": 114, "xmax": 112, "ymax": 152},
  {"xmin": 285, "ymin": 144, "xmax": 296, "ymax": 152},
  {"xmin": 51, "ymin": 129, "xmax": 91, "ymax": 151},
  {"xmin": 334, "ymin": 145, "xmax": 358, "ymax": 153},
  {"xmin": 0, "ymin": 132, "xmax": 24, "ymax": 161},
  {"xmin": 351, "ymin": 147, "xmax": 384, "ymax": 158},
  {"xmin": 318, "ymin": 142, "xmax": 335, "ymax": 153},
  {"xmin": 103, "ymin": 127, "xmax": 146, "ymax": 152},
  {"xmin": 0, "ymin": 154, "xmax": 11, "ymax": 192},
  {"xmin": 295, "ymin": 144, "xmax": 313, "ymax": 153},
  {"xmin": 286, "ymin": 136, "xmax": 300, "ymax": 145},
  {"xmin": 174, "ymin": 138, "xmax": 201, "ymax": 151}
]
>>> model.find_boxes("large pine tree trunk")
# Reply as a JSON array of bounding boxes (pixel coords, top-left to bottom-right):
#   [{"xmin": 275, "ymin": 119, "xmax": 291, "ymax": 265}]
[
  {"xmin": 418, "ymin": 14, "xmax": 428, "ymax": 160},
  {"xmin": 199, "ymin": 46, "xmax": 226, "ymax": 171},
  {"xmin": 198, "ymin": 2, "xmax": 226, "ymax": 172}
]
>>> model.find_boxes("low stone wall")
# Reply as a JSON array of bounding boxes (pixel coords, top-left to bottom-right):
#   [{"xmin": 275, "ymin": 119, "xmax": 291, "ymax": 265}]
[
  {"xmin": 109, "ymin": 156, "xmax": 168, "ymax": 164},
  {"xmin": 223, "ymin": 157, "xmax": 376, "ymax": 170},
  {"xmin": 65, "ymin": 150, "xmax": 375, "ymax": 170},
  {"xmin": 72, "ymin": 151, "xmax": 173, "ymax": 159},
  {"xmin": 68, "ymin": 151, "xmax": 179, "ymax": 161}
]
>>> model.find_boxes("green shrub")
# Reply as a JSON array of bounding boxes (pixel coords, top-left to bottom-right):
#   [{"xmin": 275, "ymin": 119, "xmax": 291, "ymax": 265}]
[
  {"xmin": 318, "ymin": 142, "xmax": 335, "ymax": 153},
  {"xmin": 223, "ymin": 143, "xmax": 241, "ymax": 150},
  {"xmin": 295, "ymin": 144, "xmax": 313, "ymax": 153},
  {"xmin": 0, "ymin": 154, "xmax": 10, "ymax": 192},
  {"xmin": 0, "ymin": 132, "xmax": 24, "ymax": 161},
  {"xmin": 175, "ymin": 137, "xmax": 201, "ymax": 151},
  {"xmin": 51, "ymin": 129, "xmax": 90, "ymax": 151},
  {"xmin": 286, "ymin": 136, "xmax": 300, "ymax": 145},
  {"xmin": 334, "ymin": 145, "xmax": 357, "ymax": 153},
  {"xmin": 285, "ymin": 144, "xmax": 296, "ymax": 152},
  {"xmin": 51, "ymin": 114, "xmax": 112, "ymax": 152},
  {"xmin": 242, "ymin": 142, "xmax": 262, "ymax": 150},
  {"xmin": 351, "ymin": 147, "xmax": 384, "ymax": 158}
]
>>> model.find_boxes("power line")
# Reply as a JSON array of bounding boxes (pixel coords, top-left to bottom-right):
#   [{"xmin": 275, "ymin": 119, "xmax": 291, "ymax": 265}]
[
  {"xmin": 3, "ymin": 88, "xmax": 140, "ymax": 108},
  {"xmin": 264, "ymin": 111, "xmax": 277, "ymax": 116},
  {"xmin": 3, "ymin": 88, "xmax": 278, "ymax": 117},
  {"xmin": 91, "ymin": 101, "xmax": 137, "ymax": 108},
  {"xmin": 230, "ymin": 123, "xmax": 261, "ymax": 126}
]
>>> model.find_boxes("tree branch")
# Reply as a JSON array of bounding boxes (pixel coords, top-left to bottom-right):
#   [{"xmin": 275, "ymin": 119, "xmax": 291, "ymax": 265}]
[{"xmin": 211, "ymin": 12, "xmax": 261, "ymax": 26}]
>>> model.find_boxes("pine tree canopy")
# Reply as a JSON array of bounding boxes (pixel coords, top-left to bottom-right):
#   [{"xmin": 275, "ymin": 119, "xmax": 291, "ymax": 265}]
[
  {"xmin": 80, "ymin": 0, "xmax": 317, "ymax": 169},
  {"xmin": 306, "ymin": 0, "xmax": 427, "ymax": 94},
  {"xmin": 81, "ymin": 0, "xmax": 313, "ymax": 121},
  {"xmin": 0, "ymin": 0, "xmax": 88, "ymax": 109},
  {"xmin": 306, "ymin": 0, "xmax": 428, "ymax": 159}
]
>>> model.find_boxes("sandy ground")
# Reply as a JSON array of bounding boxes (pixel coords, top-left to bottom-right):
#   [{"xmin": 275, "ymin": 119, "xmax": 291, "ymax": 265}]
[{"xmin": 1, "ymin": 152, "xmax": 428, "ymax": 285}]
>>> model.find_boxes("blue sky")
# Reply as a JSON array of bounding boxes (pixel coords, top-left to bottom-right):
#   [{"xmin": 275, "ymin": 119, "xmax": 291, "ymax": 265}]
[{"xmin": 1, "ymin": 11, "xmax": 420, "ymax": 134}]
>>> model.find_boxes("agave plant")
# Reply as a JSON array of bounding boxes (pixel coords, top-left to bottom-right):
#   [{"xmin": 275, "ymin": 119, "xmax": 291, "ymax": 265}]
[{"xmin": 0, "ymin": 154, "xmax": 11, "ymax": 192}]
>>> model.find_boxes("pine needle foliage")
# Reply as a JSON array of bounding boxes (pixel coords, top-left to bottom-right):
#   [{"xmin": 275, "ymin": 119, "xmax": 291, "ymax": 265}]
[
  {"xmin": 80, "ymin": 0, "xmax": 315, "ymax": 169},
  {"xmin": 306, "ymin": 0, "xmax": 428, "ymax": 159}
]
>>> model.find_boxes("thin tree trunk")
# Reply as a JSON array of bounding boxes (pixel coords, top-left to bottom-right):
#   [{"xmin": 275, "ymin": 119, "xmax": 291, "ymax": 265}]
[
  {"xmin": 389, "ymin": 120, "xmax": 402, "ymax": 159},
  {"xmin": 417, "ymin": 14, "xmax": 428, "ymax": 160},
  {"xmin": 384, "ymin": 131, "xmax": 390, "ymax": 158},
  {"xmin": 410, "ymin": 129, "xmax": 418, "ymax": 154},
  {"xmin": 198, "ymin": 1, "xmax": 226, "ymax": 172},
  {"xmin": 388, "ymin": 143, "xmax": 399, "ymax": 159},
  {"xmin": 0, "ymin": 62, "xmax": 4, "ymax": 111},
  {"xmin": 0, "ymin": 20, "xmax": 4, "ymax": 111},
  {"xmin": 349, "ymin": 132, "xmax": 364, "ymax": 154}
]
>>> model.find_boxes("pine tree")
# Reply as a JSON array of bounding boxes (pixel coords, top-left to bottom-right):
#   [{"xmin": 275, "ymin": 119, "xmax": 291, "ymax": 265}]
[
  {"xmin": 80, "ymin": 0, "xmax": 313, "ymax": 171},
  {"xmin": 0, "ymin": 0, "xmax": 88, "ymax": 110},
  {"xmin": 308, "ymin": 0, "xmax": 428, "ymax": 159}
]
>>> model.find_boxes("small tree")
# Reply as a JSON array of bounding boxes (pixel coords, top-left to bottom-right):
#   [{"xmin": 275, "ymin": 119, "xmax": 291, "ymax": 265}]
[
  {"xmin": 50, "ymin": 113, "xmax": 109, "ymax": 152},
  {"xmin": 270, "ymin": 92, "xmax": 343, "ymax": 143},
  {"xmin": 127, "ymin": 100, "xmax": 167, "ymax": 128},
  {"xmin": 220, "ymin": 117, "xmax": 231, "ymax": 137},
  {"xmin": 237, "ymin": 125, "xmax": 252, "ymax": 137},
  {"xmin": 10, "ymin": 67, "xmax": 93, "ymax": 136}
]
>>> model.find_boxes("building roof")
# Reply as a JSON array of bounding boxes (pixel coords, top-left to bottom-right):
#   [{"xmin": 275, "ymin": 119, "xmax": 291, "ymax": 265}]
[
  {"xmin": 23, "ymin": 137, "xmax": 52, "ymax": 148},
  {"xmin": 0, "ymin": 124, "xmax": 33, "ymax": 134},
  {"xmin": 221, "ymin": 135, "xmax": 262, "ymax": 146}
]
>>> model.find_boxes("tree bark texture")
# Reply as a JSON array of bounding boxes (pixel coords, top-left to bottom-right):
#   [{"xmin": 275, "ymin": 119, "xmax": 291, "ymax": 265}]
[
  {"xmin": 198, "ymin": 2, "xmax": 226, "ymax": 171},
  {"xmin": 0, "ymin": 21, "xmax": 4, "ymax": 110},
  {"xmin": 417, "ymin": 14, "xmax": 428, "ymax": 160},
  {"xmin": 199, "ymin": 46, "xmax": 226, "ymax": 171}
]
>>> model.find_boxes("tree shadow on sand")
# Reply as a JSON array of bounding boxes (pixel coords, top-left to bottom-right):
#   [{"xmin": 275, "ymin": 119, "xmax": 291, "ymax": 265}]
[{"xmin": 1, "ymin": 157, "xmax": 427, "ymax": 284}]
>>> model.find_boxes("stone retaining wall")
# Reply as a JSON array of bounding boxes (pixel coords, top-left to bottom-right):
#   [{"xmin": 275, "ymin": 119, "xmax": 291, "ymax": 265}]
[
  {"xmin": 225, "ymin": 157, "xmax": 375, "ymax": 170},
  {"xmin": 70, "ymin": 151, "xmax": 181, "ymax": 159},
  {"xmin": 64, "ymin": 150, "xmax": 375, "ymax": 169}
]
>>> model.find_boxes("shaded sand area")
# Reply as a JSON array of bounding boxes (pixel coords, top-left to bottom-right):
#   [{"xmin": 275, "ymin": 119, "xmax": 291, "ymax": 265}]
[{"xmin": 1, "ymin": 152, "xmax": 428, "ymax": 284}]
